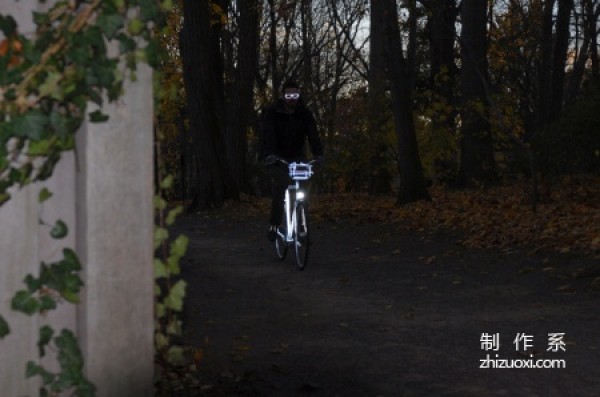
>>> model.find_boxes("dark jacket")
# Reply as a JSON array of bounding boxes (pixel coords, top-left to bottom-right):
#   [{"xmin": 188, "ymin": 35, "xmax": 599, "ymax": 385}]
[{"xmin": 261, "ymin": 99, "xmax": 323, "ymax": 160}]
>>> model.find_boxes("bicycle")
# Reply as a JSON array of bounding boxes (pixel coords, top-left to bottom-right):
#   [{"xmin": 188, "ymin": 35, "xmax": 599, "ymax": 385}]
[{"xmin": 272, "ymin": 159, "xmax": 316, "ymax": 270}]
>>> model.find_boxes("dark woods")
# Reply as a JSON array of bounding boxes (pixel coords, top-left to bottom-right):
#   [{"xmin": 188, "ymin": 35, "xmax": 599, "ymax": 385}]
[{"xmin": 163, "ymin": 0, "xmax": 600, "ymax": 211}]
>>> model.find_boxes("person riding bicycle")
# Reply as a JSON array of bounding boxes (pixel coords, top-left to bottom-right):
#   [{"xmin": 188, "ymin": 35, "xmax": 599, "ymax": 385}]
[{"xmin": 261, "ymin": 80, "xmax": 324, "ymax": 242}]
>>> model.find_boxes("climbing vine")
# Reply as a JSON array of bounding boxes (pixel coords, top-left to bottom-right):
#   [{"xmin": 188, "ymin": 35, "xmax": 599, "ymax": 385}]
[
  {"xmin": 0, "ymin": 0, "xmax": 177, "ymax": 393},
  {"xmin": 0, "ymin": 0, "xmax": 168, "ymax": 205},
  {"xmin": 9, "ymin": 188, "xmax": 95, "ymax": 395}
]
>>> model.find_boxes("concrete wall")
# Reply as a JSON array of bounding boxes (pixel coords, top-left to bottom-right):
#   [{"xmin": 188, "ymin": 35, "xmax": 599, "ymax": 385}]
[{"xmin": 0, "ymin": 1, "xmax": 154, "ymax": 395}]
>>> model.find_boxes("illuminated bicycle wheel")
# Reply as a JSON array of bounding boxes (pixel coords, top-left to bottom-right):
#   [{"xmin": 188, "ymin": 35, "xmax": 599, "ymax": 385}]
[
  {"xmin": 294, "ymin": 203, "xmax": 309, "ymax": 270},
  {"xmin": 275, "ymin": 227, "xmax": 288, "ymax": 260}
]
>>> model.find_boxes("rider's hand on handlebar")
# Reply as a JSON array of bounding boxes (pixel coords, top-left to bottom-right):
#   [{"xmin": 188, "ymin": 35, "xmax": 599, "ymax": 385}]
[{"xmin": 264, "ymin": 155, "xmax": 279, "ymax": 165}]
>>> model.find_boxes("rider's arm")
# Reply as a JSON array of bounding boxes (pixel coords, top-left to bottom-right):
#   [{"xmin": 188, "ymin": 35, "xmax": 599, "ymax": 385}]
[
  {"xmin": 261, "ymin": 107, "xmax": 278, "ymax": 160},
  {"xmin": 305, "ymin": 111, "xmax": 323, "ymax": 158}
]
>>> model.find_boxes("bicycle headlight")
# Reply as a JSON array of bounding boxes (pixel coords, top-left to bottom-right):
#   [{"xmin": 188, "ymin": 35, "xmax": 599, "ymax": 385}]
[{"xmin": 296, "ymin": 191, "xmax": 305, "ymax": 200}]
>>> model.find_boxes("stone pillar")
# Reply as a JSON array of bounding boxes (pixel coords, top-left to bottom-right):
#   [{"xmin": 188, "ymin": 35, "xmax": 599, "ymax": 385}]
[
  {"xmin": 0, "ymin": 1, "xmax": 155, "ymax": 395},
  {"xmin": 75, "ymin": 64, "xmax": 154, "ymax": 396}
]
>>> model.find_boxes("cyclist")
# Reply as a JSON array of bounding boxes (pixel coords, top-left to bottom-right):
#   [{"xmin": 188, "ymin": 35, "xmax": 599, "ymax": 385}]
[{"xmin": 261, "ymin": 80, "xmax": 324, "ymax": 241}]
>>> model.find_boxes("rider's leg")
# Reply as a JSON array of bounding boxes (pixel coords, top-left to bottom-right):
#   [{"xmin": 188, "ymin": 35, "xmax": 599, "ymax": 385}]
[{"xmin": 268, "ymin": 165, "xmax": 289, "ymax": 240}]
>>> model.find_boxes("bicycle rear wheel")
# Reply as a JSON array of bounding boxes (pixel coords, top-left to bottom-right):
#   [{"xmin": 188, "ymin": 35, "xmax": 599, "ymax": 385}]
[{"xmin": 294, "ymin": 203, "xmax": 309, "ymax": 270}]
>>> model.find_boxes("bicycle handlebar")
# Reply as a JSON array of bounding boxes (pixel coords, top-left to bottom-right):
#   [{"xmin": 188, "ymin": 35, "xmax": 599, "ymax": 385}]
[
  {"xmin": 276, "ymin": 159, "xmax": 318, "ymax": 166},
  {"xmin": 265, "ymin": 155, "xmax": 318, "ymax": 165}
]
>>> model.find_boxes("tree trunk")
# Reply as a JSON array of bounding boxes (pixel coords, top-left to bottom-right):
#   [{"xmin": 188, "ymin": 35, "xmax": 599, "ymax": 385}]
[
  {"xmin": 427, "ymin": 0, "xmax": 457, "ymax": 98},
  {"xmin": 268, "ymin": 0, "xmax": 281, "ymax": 93},
  {"xmin": 535, "ymin": 0, "xmax": 555, "ymax": 133},
  {"xmin": 383, "ymin": 0, "xmax": 430, "ymax": 204},
  {"xmin": 301, "ymin": 0, "xmax": 313, "ymax": 97},
  {"xmin": 224, "ymin": 1, "xmax": 261, "ymax": 192},
  {"xmin": 549, "ymin": 0, "xmax": 574, "ymax": 117},
  {"xmin": 425, "ymin": 0, "xmax": 458, "ymax": 182},
  {"xmin": 457, "ymin": 0, "xmax": 496, "ymax": 187},
  {"xmin": 181, "ymin": 0, "xmax": 238, "ymax": 211},
  {"xmin": 367, "ymin": 0, "xmax": 392, "ymax": 195},
  {"xmin": 592, "ymin": 1, "xmax": 600, "ymax": 82}
]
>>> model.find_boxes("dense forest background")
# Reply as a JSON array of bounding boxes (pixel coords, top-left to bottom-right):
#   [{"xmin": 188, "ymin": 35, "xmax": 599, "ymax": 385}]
[{"xmin": 155, "ymin": 0, "xmax": 599, "ymax": 212}]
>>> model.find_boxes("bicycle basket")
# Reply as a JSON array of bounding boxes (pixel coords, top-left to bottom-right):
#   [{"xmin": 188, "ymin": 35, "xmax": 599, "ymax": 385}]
[{"xmin": 288, "ymin": 163, "xmax": 313, "ymax": 180}]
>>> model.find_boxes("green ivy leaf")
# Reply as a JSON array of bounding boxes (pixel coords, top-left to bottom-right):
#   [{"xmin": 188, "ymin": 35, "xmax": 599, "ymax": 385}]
[
  {"xmin": 13, "ymin": 110, "xmax": 50, "ymax": 140},
  {"xmin": 117, "ymin": 32, "xmax": 136, "ymax": 54},
  {"xmin": 53, "ymin": 330, "xmax": 94, "ymax": 393},
  {"xmin": 39, "ymin": 187, "xmax": 53, "ymax": 203},
  {"xmin": 65, "ymin": 43, "xmax": 90, "ymax": 66},
  {"xmin": 24, "ymin": 273, "xmax": 41, "ymax": 293},
  {"xmin": 165, "ymin": 206, "xmax": 183, "ymax": 226},
  {"xmin": 9, "ymin": 165, "xmax": 32, "ymax": 186},
  {"xmin": 39, "ymin": 72, "xmax": 63, "ymax": 100},
  {"xmin": 50, "ymin": 220, "xmax": 68, "ymax": 239},
  {"xmin": 166, "ymin": 256, "xmax": 180, "ymax": 275},
  {"xmin": 154, "ymin": 258, "xmax": 168, "ymax": 278},
  {"xmin": 62, "ymin": 273, "xmax": 83, "ymax": 293},
  {"xmin": 38, "ymin": 325, "xmax": 54, "ymax": 357},
  {"xmin": 140, "ymin": 0, "xmax": 161, "ymax": 21},
  {"xmin": 170, "ymin": 235, "xmax": 188, "ymax": 259},
  {"xmin": 155, "ymin": 303, "xmax": 166, "ymax": 319},
  {"xmin": 55, "ymin": 329, "xmax": 75, "ymax": 348},
  {"xmin": 112, "ymin": 0, "xmax": 126, "ymax": 13},
  {"xmin": 92, "ymin": 59, "xmax": 118, "ymax": 88},
  {"xmin": 0, "ymin": 314, "xmax": 10, "ymax": 338},
  {"xmin": 144, "ymin": 39, "xmax": 160, "ymax": 69},
  {"xmin": 127, "ymin": 18, "xmax": 143, "ymax": 35},
  {"xmin": 160, "ymin": 174, "xmax": 174, "ymax": 189},
  {"xmin": 0, "ymin": 15, "xmax": 17, "ymax": 36},
  {"xmin": 160, "ymin": 0, "xmax": 174, "ymax": 11},
  {"xmin": 33, "ymin": 363, "xmax": 55, "ymax": 385},
  {"xmin": 96, "ymin": 13, "xmax": 124, "ymax": 40},
  {"xmin": 11, "ymin": 290, "xmax": 40, "ymax": 315},
  {"xmin": 153, "ymin": 195, "xmax": 167, "ymax": 211},
  {"xmin": 164, "ymin": 279, "xmax": 186, "ymax": 312},
  {"xmin": 166, "ymin": 346, "xmax": 187, "ymax": 366},
  {"xmin": 39, "ymin": 295, "xmax": 57, "ymax": 312},
  {"xmin": 155, "ymin": 332, "xmax": 169, "ymax": 350},
  {"xmin": 61, "ymin": 290, "xmax": 80, "ymax": 304},
  {"xmin": 32, "ymin": 11, "xmax": 49, "ymax": 25},
  {"xmin": 49, "ymin": 112, "xmax": 72, "ymax": 139},
  {"xmin": 28, "ymin": 139, "xmax": 52, "ymax": 155},
  {"xmin": 22, "ymin": 38, "xmax": 41, "ymax": 65},
  {"xmin": 88, "ymin": 110, "xmax": 110, "ymax": 123},
  {"xmin": 154, "ymin": 227, "xmax": 168, "ymax": 250},
  {"xmin": 25, "ymin": 361, "xmax": 41, "ymax": 378},
  {"xmin": 62, "ymin": 248, "xmax": 82, "ymax": 271},
  {"xmin": 88, "ymin": 89, "xmax": 104, "ymax": 107},
  {"xmin": 167, "ymin": 235, "xmax": 188, "ymax": 274}
]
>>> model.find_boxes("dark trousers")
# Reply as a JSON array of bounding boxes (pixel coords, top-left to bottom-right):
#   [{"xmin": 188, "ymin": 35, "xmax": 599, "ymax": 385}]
[{"xmin": 268, "ymin": 164, "xmax": 290, "ymax": 225}]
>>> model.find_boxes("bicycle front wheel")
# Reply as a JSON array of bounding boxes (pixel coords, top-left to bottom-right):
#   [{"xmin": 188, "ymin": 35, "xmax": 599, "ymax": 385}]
[
  {"xmin": 275, "ymin": 228, "xmax": 288, "ymax": 260},
  {"xmin": 294, "ymin": 203, "xmax": 309, "ymax": 270}
]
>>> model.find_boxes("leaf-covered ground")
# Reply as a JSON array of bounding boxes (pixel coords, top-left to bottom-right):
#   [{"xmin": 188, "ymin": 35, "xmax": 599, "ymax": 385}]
[{"xmin": 225, "ymin": 175, "xmax": 599, "ymax": 258}]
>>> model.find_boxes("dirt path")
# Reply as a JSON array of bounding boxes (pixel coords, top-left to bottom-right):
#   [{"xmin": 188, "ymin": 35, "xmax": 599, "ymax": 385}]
[{"xmin": 176, "ymin": 213, "xmax": 600, "ymax": 397}]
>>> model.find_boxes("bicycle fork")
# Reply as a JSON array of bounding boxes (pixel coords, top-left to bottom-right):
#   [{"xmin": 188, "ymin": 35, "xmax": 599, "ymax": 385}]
[{"xmin": 283, "ymin": 186, "xmax": 296, "ymax": 243}]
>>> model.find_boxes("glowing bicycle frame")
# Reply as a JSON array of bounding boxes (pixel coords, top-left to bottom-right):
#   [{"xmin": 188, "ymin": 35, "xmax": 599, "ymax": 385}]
[{"xmin": 274, "ymin": 160, "xmax": 315, "ymax": 270}]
